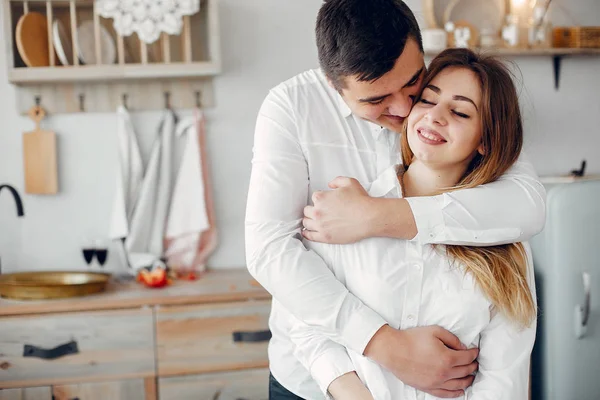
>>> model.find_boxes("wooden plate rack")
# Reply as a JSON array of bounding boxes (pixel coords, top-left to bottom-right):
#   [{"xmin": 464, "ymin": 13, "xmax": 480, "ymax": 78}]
[{"xmin": 3, "ymin": 0, "xmax": 221, "ymax": 114}]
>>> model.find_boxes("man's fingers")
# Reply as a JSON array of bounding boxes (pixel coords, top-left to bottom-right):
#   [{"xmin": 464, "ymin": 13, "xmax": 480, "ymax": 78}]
[
  {"xmin": 423, "ymin": 389, "xmax": 465, "ymax": 399},
  {"xmin": 302, "ymin": 217, "xmax": 318, "ymax": 232},
  {"xmin": 440, "ymin": 374, "xmax": 475, "ymax": 392},
  {"xmin": 435, "ymin": 327, "xmax": 466, "ymax": 351},
  {"xmin": 304, "ymin": 205, "xmax": 317, "ymax": 219},
  {"xmin": 450, "ymin": 347, "xmax": 479, "ymax": 367},
  {"xmin": 448, "ymin": 361, "xmax": 478, "ymax": 380},
  {"xmin": 301, "ymin": 229, "xmax": 316, "ymax": 241},
  {"xmin": 328, "ymin": 176, "xmax": 353, "ymax": 189}
]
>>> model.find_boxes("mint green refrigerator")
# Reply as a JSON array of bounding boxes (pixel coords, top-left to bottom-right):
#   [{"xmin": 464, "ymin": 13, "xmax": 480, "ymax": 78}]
[{"xmin": 530, "ymin": 178, "xmax": 600, "ymax": 400}]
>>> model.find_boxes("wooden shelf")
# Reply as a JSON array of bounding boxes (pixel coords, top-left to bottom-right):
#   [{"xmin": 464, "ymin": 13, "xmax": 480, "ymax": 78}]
[
  {"xmin": 8, "ymin": 61, "xmax": 221, "ymax": 84},
  {"xmin": 3, "ymin": 0, "xmax": 222, "ymax": 113},
  {"xmin": 425, "ymin": 47, "xmax": 600, "ymax": 57},
  {"xmin": 425, "ymin": 47, "xmax": 600, "ymax": 90}
]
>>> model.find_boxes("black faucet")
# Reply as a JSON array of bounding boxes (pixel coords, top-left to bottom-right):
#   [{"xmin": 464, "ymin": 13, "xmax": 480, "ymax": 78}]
[
  {"xmin": 0, "ymin": 185, "xmax": 24, "ymax": 217},
  {"xmin": 0, "ymin": 184, "xmax": 25, "ymax": 274}
]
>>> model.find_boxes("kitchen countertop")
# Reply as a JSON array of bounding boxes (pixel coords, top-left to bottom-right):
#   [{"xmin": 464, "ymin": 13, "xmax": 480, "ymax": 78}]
[{"xmin": 0, "ymin": 269, "xmax": 270, "ymax": 317}]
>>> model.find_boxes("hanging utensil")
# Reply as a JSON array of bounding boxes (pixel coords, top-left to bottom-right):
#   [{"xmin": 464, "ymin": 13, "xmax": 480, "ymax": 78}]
[{"xmin": 23, "ymin": 99, "xmax": 58, "ymax": 194}]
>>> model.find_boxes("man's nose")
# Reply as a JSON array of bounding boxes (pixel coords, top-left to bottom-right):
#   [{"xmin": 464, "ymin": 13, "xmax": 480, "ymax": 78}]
[{"xmin": 387, "ymin": 94, "xmax": 413, "ymax": 117}]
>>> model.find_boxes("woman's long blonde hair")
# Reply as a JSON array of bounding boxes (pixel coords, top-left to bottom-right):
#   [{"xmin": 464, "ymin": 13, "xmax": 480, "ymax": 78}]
[{"xmin": 402, "ymin": 48, "xmax": 535, "ymax": 327}]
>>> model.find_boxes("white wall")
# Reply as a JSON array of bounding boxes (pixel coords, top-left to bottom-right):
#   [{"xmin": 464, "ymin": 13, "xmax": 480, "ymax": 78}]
[{"xmin": 0, "ymin": 0, "xmax": 599, "ymax": 273}]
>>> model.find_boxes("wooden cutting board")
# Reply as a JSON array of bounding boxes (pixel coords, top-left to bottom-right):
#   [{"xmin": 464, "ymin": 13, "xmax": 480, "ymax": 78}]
[{"xmin": 23, "ymin": 106, "xmax": 58, "ymax": 194}]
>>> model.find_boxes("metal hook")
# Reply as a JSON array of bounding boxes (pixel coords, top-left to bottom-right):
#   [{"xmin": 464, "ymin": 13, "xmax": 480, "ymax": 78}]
[
  {"xmin": 79, "ymin": 94, "xmax": 85, "ymax": 112},
  {"xmin": 122, "ymin": 93, "xmax": 128, "ymax": 109},
  {"xmin": 164, "ymin": 91, "xmax": 171, "ymax": 109},
  {"xmin": 195, "ymin": 91, "xmax": 202, "ymax": 108},
  {"xmin": 33, "ymin": 96, "xmax": 42, "ymax": 117}
]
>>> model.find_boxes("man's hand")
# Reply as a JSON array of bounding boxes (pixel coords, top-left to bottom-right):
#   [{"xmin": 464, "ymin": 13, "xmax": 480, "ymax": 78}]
[
  {"xmin": 364, "ymin": 325, "xmax": 479, "ymax": 398},
  {"xmin": 328, "ymin": 371, "xmax": 374, "ymax": 400},
  {"xmin": 302, "ymin": 177, "xmax": 375, "ymax": 244}
]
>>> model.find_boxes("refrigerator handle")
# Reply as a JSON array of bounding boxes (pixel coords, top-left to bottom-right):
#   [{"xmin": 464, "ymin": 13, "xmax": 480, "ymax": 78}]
[{"xmin": 574, "ymin": 272, "xmax": 591, "ymax": 339}]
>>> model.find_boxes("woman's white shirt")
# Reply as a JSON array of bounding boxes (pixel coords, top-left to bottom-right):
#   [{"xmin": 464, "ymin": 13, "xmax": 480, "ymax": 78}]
[{"xmin": 289, "ymin": 164, "xmax": 537, "ymax": 400}]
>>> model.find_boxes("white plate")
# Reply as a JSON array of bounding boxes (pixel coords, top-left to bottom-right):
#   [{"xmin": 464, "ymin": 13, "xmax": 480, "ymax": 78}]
[
  {"xmin": 53, "ymin": 19, "xmax": 73, "ymax": 66},
  {"xmin": 76, "ymin": 20, "xmax": 116, "ymax": 65}
]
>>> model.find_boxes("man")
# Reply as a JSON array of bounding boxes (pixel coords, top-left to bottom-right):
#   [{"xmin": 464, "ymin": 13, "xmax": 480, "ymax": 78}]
[{"xmin": 245, "ymin": 0, "xmax": 546, "ymax": 399}]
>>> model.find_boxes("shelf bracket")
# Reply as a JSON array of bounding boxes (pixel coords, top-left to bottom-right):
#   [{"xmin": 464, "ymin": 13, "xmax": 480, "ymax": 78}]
[{"xmin": 553, "ymin": 55, "xmax": 562, "ymax": 90}]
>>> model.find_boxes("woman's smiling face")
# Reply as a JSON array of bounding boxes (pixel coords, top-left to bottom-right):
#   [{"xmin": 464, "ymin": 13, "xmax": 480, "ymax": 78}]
[{"xmin": 406, "ymin": 66, "xmax": 484, "ymax": 170}]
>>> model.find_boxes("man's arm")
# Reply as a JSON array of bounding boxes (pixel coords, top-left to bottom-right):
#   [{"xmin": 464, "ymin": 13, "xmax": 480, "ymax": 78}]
[
  {"xmin": 288, "ymin": 313, "xmax": 359, "ymax": 398},
  {"xmin": 245, "ymin": 89, "xmax": 386, "ymax": 354},
  {"xmin": 303, "ymin": 153, "xmax": 546, "ymax": 246}
]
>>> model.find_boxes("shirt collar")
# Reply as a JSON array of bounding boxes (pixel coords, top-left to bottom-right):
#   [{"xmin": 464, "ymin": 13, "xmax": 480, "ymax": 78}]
[{"xmin": 367, "ymin": 164, "xmax": 403, "ymax": 198}]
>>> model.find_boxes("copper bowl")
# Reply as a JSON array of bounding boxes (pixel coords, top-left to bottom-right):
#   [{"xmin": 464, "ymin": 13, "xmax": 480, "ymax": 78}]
[{"xmin": 0, "ymin": 271, "xmax": 111, "ymax": 300}]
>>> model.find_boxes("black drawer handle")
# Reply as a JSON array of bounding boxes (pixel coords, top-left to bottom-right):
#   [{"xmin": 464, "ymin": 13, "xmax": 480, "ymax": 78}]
[
  {"xmin": 232, "ymin": 330, "xmax": 271, "ymax": 343},
  {"xmin": 23, "ymin": 340, "xmax": 79, "ymax": 360}
]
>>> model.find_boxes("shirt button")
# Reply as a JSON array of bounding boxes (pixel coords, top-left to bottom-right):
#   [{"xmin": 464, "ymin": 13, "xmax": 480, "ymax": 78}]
[
  {"xmin": 414, "ymin": 264, "xmax": 421, "ymax": 270},
  {"xmin": 407, "ymin": 315, "xmax": 414, "ymax": 320},
  {"xmin": 429, "ymin": 233, "xmax": 435, "ymax": 238}
]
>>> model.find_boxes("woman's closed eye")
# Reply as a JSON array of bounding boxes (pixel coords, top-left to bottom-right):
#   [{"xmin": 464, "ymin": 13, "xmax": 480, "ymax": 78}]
[
  {"xmin": 452, "ymin": 110, "xmax": 470, "ymax": 119},
  {"xmin": 419, "ymin": 98, "xmax": 435, "ymax": 105}
]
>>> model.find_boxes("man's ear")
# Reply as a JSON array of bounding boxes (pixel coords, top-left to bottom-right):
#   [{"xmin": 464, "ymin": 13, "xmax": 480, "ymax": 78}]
[{"xmin": 326, "ymin": 77, "xmax": 335, "ymax": 90}]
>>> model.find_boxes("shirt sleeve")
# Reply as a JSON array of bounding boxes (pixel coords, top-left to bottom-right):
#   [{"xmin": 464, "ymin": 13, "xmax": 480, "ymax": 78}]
[
  {"xmin": 468, "ymin": 243, "xmax": 537, "ymax": 399},
  {"xmin": 406, "ymin": 153, "xmax": 546, "ymax": 246},
  {"xmin": 288, "ymin": 314, "xmax": 356, "ymax": 397},
  {"xmin": 245, "ymin": 88, "xmax": 386, "ymax": 354}
]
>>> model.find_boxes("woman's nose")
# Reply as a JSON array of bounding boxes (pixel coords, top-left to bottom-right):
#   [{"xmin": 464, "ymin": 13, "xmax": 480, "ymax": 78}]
[{"xmin": 425, "ymin": 105, "xmax": 446, "ymax": 125}]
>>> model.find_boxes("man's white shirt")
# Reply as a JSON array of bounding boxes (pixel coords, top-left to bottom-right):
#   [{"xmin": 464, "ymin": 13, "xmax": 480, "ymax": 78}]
[{"xmin": 245, "ymin": 69, "xmax": 545, "ymax": 399}]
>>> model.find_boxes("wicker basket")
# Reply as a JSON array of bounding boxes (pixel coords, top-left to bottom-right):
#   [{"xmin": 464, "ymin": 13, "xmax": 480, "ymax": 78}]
[{"xmin": 553, "ymin": 26, "xmax": 600, "ymax": 48}]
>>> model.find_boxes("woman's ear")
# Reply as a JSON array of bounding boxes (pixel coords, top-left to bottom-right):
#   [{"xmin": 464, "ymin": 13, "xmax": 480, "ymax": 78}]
[{"xmin": 477, "ymin": 143, "xmax": 485, "ymax": 155}]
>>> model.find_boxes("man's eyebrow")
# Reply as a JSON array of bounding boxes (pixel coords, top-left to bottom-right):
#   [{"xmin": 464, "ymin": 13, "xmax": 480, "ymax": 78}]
[
  {"xmin": 358, "ymin": 67, "xmax": 425, "ymax": 103},
  {"xmin": 402, "ymin": 67, "xmax": 424, "ymax": 88},
  {"xmin": 358, "ymin": 94, "xmax": 390, "ymax": 103},
  {"xmin": 425, "ymin": 85, "xmax": 479, "ymax": 111}
]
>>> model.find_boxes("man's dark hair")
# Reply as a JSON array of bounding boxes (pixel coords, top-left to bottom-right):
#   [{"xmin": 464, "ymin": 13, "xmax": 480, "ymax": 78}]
[{"xmin": 316, "ymin": 0, "xmax": 423, "ymax": 91}]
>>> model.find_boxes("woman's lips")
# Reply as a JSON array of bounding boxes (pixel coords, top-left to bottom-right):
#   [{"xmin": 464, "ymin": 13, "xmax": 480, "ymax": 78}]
[{"xmin": 417, "ymin": 128, "xmax": 446, "ymax": 145}]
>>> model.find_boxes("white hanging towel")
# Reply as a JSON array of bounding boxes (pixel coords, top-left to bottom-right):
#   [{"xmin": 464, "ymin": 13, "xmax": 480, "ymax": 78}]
[
  {"xmin": 108, "ymin": 106, "xmax": 144, "ymax": 241},
  {"xmin": 164, "ymin": 108, "xmax": 217, "ymax": 273},
  {"xmin": 109, "ymin": 107, "xmax": 178, "ymax": 271},
  {"xmin": 126, "ymin": 109, "xmax": 177, "ymax": 270}
]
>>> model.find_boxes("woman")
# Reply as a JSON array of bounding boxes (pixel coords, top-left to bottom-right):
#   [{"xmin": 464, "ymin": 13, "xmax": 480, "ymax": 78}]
[{"xmin": 290, "ymin": 48, "xmax": 537, "ymax": 399}]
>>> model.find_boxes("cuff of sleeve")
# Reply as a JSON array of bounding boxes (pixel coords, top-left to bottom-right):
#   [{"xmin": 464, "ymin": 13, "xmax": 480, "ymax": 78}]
[
  {"xmin": 405, "ymin": 195, "xmax": 446, "ymax": 244},
  {"xmin": 341, "ymin": 304, "xmax": 387, "ymax": 355},
  {"xmin": 310, "ymin": 347, "xmax": 356, "ymax": 398}
]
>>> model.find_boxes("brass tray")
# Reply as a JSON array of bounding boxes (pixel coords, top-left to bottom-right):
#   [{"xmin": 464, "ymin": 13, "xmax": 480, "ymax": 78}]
[{"xmin": 0, "ymin": 271, "xmax": 111, "ymax": 300}]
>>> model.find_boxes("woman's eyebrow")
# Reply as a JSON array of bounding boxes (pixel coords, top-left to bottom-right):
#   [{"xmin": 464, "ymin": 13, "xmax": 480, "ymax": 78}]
[{"xmin": 425, "ymin": 85, "xmax": 478, "ymax": 111}]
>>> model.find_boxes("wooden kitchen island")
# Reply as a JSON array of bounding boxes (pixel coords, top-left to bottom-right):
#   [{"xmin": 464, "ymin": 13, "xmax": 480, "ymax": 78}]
[{"xmin": 0, "ymin": 269, "xmax": 271, "ymax": 400}]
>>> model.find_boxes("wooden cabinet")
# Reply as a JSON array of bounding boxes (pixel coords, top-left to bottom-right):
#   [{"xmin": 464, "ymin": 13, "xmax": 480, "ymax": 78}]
[
  {"xmin": 0, "ymin": 309, "xmax": 155, "ymax": 388},
  {"xmin": 0, "ymin": 270, "xmax": 271, "ymax": 399},
  {"xmin": 158, "ymin": 368, "xmax": 269, "ymax": 400},
  {"xmin": 156, "ymin": 301, "xmax": 271, "ymax": 376},
  {"xmin": 53, "ymin": 378, "xmax": 154, "ymax": 400},
  {"xmin": 0, "ymin": 387, "xmax": 51, "ymax": 400}
]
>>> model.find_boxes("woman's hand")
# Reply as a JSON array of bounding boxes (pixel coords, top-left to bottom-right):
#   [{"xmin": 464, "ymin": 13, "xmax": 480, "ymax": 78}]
[{"xmin": 327, "ymin": 371, "xmax": 374, "ymax": 400}]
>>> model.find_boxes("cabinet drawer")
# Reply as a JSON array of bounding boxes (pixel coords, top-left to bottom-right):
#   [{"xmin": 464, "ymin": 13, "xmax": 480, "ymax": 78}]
[
  {"xmin": 0, "ymin": 386, "xmax": 51, "ymax": 400},
  {"xmin": 0, "ymin": 309, "xmax": 154, "ymax": 388},
  {"xmin": 53, "ymin": 378, "xmax": 155, "ymax": 400},
  {"xmin": 156, "ymin": 300, "xmax": 271, "ymax": 376},
  {"xmin": 158, "ymin": 368, "xmax": 269, "ymax": 400}
]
